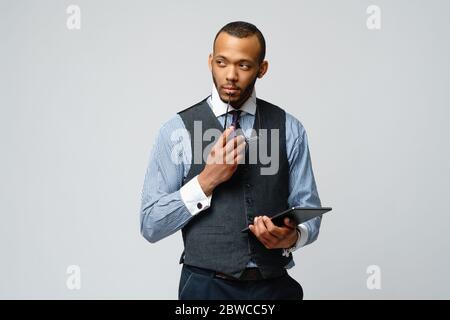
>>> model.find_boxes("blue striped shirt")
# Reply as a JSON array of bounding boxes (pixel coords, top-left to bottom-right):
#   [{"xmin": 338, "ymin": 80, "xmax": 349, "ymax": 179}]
[{"xmin": 140, "ymin": 86, "xmax": 322, "ymax": 268}]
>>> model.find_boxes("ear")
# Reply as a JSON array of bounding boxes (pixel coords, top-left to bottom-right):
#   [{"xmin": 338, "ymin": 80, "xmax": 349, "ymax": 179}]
[
  {"xmin": 208, "ymin": 53, "xmax": 213, "ymax": 72},
  {"xmin": 257, "ymin": 60, "xmax": 269, "ymax": 79}
]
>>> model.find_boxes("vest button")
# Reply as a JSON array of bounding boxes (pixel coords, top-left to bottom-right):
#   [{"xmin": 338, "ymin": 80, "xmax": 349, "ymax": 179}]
[
  {"xmin": 197, "ymin": 202, "xmax": 203, "ymax": 209},
  {"xmin": 246, "ymin": 198, "xmax": 253, "ymax": 205},
  {"xmin": 245, "ymin": 183, "xmax": 252, "ymax": 188}
]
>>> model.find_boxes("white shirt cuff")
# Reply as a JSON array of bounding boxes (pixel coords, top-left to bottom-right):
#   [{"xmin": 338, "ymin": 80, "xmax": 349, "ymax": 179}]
[
  {"xmin": 180, "ymin": 175, "xmax": 212, "ymax": 215},
  {"xmin": 282, "ymin": 223, "xmax": 309, "ymax": 257}
]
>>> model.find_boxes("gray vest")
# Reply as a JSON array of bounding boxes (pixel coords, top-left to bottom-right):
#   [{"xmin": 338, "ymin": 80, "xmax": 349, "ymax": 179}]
[{"xmin": 178, "ymin": 97, "xmax": 291, "ymax": 279}]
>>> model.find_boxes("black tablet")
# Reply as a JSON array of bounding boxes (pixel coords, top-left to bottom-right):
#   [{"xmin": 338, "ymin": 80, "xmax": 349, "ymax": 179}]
[{"xmin": 241, "ymin": 207, "xmax": 332, "ymax": 232}]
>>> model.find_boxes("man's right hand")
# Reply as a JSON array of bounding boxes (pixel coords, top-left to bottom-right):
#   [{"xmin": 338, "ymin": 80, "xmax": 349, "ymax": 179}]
[{"xmin": 198, "ymin": 126, "xmax": 246, "ymax": 196}]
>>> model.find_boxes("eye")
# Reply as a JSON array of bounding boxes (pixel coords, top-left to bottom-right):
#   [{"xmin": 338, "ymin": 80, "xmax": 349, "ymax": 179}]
[
  {"xmin": 240, "ymin": 64, "xmax": 250, "ymax": 70},
  {"xmin": 216, "ymin": 60, "xmax": 226, "ymax": 66}
]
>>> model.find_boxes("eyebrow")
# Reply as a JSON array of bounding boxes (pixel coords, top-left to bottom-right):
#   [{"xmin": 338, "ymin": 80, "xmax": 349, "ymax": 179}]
[{"xmin": 215, "ymin": 55, "xmax": 255, "ymax": 64}]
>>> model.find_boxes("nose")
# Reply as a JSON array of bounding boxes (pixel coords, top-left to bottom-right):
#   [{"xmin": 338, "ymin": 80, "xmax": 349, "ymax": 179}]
[{"xmin": 226, "ymin": 65, "xmax": 238, "ymax": 82}]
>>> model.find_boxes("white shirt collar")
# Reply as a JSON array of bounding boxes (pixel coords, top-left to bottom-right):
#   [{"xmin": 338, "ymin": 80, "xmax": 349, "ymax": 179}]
[{"xmin": 209, "ymin": 84, "xmax": 256, "ymax": 117}]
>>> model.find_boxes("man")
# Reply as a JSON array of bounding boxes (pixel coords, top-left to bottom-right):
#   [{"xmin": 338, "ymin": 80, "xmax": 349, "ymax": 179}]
[{"xmin": 140, "ymin": 21, "xmax": 322, "ymax": 300}]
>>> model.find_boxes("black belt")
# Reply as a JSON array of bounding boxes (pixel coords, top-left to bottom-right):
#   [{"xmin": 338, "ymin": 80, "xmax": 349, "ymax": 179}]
[
  {"xmin": 184, "ymin": 264, "xmax": 286, "ymax": 281},
  {"xmin": 216, "ymin": 268, "xmax": 263, "ymax": 281}
]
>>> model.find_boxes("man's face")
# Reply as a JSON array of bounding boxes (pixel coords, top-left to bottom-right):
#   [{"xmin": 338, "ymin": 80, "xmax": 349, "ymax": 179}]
[{"xmin": 209, "ymin": 32, "xmax": 268, "ymax": 108}]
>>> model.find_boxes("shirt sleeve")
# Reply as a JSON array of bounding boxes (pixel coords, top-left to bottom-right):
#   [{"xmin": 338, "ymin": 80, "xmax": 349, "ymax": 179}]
[
  {"xmin": 282, "ymin": 225, "xmax": 309, "ymax": 257},
  {"xmin": 140, "ymin": 116, "xmax": 209, "ymax": 243},
  {"xmin": 284, "ymin": 112, "xmax": 323, "ymax": 252},
  {"xmin": 179, "ymin": 175, "xmax": 212, "ymax": 215}
]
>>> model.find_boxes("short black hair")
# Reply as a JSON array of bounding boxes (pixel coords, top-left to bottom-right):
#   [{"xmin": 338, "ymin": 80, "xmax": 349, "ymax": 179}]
[{"xmin": 213, "ymin": 21, "xmax": 266, "ymax": 64}]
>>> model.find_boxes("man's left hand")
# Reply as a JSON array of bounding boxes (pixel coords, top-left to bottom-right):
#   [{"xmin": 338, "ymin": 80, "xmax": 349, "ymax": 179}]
[{"xmin": 249, "ymin": 216, "xmax": 298, "ymax": 249}]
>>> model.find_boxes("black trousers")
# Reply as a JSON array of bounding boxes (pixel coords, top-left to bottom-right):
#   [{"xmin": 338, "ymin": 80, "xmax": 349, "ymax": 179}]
[{"xmin": 178, "ymin": 264, "xmax": 303, "ymax": 300}]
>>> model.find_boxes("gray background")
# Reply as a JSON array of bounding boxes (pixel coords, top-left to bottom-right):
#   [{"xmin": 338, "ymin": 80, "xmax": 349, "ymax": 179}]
[{"xmin": 1, "ymin": 0, "xmax": 449, "ymax": 299}]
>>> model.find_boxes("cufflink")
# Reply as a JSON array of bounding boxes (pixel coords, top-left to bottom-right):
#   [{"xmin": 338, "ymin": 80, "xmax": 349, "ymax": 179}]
[{"xmin": 197, "ymin": 203, "xmax": 203, "ymax": 209}]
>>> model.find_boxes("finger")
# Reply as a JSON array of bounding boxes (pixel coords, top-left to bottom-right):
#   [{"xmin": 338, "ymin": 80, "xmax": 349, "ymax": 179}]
[
  {"xmin": 224, "ymin": 141, "xmax": 246, "ymax": 165},
  {"xmin": 251, "ymin": 218, "xmax": 270, "ymax": 247},
  {"xmin": 222, "ymin": 138, "xmax": 236, "ymax": 163},
  {"xmin": 210, "ymin": 128, "xmax": 235, "ymax": 164},
  {"xmin": 254, "ymin": 216, "xmax": 267, "ymax": 237},
  {"xmin": 235, "ymin": 151, "xmax": 245, "ymax": 164},
  {"xmin": 214, "ymin": 137, "xmax": 241, "ymax": 165},
  {"xmin": 261, "ymin": 216, "xmax": 283, "ymax": 239},
  {"xmin": 256, "ymin": 216, "xmax": 277, "ymax": 245},
  {"xmin": 283, "ymin": 217, "xmax": 297, "ymax": 229},
  {"xmin": 236, "ymin": 134, "xmax": 247, "ymax": 146},
  {"xmin": 250, "ymin": 217, "xmax": 261, "ymax": 237},
  {"xmin": 219, "ymin": 126, "xmax": 236, "ymax": 148},
  {"xmin": 234, "ymin": 140, "xmax": 246, "ymax": 158},
  {"xmin": 224, "ymin": 136, "xmax": 246, "ymax": 164},
  {"xmin": 208, "ymin": 147, "xmax": 224, "ymax": 165},
  {"xmin": 224, "ymin": 135, "xmax": 245, "ymax": 154},
  {"xmin": 248, "ymin": 224, "xmax": 257, "ymax": 236}
]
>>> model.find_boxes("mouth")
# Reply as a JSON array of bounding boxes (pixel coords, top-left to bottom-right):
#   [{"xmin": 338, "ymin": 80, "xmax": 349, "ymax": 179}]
[{"xmin": 222, "ymin": 86, "xmax": 240, "ymax": 96}]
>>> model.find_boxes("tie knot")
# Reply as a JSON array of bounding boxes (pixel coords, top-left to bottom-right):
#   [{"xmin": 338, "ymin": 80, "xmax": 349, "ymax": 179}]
[{"xmin": 231, "ymin": 110, "xmax": 242, "ymax": 129}]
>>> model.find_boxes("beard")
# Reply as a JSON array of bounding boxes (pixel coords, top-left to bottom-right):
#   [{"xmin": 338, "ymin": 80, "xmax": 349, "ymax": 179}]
[{"xmin": 211, "ymin": 72, "xmax": 258, "ymax": 109}]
